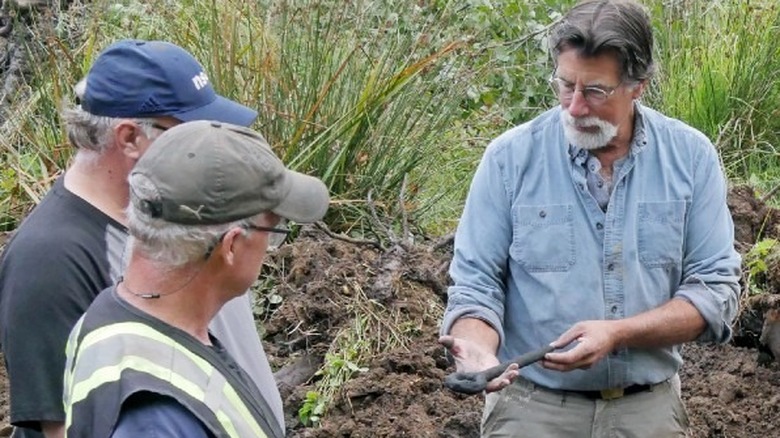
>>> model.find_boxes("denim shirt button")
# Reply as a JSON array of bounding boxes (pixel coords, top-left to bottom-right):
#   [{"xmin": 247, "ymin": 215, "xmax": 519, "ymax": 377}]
[
  {"xmin": 596, "ymin": 222, "xmax": 603, "ymax": 230},
  {"xmin": 539, "ymin": 210, "xmax": 546, "ymax": 218},
  {"xmin": 611, "ymin": 305, "xmax": 618, "ymax": 314},
  {"xmin": 607, "ymin": 263, "xmax": 614, "ymax": 271}
]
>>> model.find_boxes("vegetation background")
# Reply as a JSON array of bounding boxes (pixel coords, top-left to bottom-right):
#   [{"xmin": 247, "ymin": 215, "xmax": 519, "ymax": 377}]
[{"xmin": 1, "ymin": 0, "xmax": 779, "ymax": 430}]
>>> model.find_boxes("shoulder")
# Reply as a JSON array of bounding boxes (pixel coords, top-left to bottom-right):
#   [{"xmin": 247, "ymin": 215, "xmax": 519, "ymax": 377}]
[
  {"xmin": 0, "ymin": 182, "xmax": 125, "ymax": 284},
  {"xmin": 11, "ymin": 182, "xmax": 116, "ymax": 243},
  {"xmin": 641, "ymin": 105, "xmax": 715, "ymax": 153},
  {"xmin": 112, "ymin": 392, "xmax": 214, "ymax": 438},
  {"xmin": 485, "ymin": 107, "xmax": 563, "ymax": 159}
]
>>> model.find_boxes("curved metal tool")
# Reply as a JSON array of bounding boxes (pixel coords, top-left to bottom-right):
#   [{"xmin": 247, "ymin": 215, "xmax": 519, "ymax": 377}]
[{"xmin": 444, "ymin": 344, "xmax": 555, "ymax": 395}]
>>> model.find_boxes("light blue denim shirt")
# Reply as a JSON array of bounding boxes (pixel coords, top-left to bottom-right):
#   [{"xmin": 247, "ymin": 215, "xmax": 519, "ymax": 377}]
[{"xmin": 441, "ymin": 104, "xmax": 741, "ymax": 391}]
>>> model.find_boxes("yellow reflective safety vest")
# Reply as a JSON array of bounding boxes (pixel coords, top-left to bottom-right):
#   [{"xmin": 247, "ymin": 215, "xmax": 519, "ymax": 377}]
[{"xmin": 63, "ymin": 288, "xmax": 284, "ymax": 438}]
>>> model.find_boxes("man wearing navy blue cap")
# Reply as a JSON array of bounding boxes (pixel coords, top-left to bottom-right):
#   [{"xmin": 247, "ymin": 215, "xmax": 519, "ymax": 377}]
[
  {"xmin": 0, "ymin": 40, "xmax": 285, "ymax": 438},
  {"xmin": 79, "ymin": 40, "xmax": 257, "ymax": 126}
]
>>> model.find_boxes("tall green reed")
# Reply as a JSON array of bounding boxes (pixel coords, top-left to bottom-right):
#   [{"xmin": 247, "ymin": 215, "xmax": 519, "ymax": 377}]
[
  {"xmin": 647, "ymin": 0, "xmax": 780, "ymax": 184},
  {"xmin": 0, "ymin": 0, "xmax": 473, "ymax": 234}
]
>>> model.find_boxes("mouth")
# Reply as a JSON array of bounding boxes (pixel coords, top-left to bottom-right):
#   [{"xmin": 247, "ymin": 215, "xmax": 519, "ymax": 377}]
[{"xmin": 574, "ymin": 125, "xmax": 600, "ymax": 134}]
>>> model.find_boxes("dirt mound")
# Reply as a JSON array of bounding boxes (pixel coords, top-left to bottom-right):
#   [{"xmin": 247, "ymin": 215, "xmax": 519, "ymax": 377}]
[
  {"xmin": 728, "ymin": 185, "xmax": 780, "ymax": 253},
  {"xmin": 257, "ymin": 228, "xmax": 481, "ymax": 437},
  {"xmin": 257, "ymin": 188, "xmax": 780, "ymax": 438}
]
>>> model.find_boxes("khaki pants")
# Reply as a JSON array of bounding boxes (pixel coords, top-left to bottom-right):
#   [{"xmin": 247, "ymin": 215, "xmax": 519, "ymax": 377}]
[{"xmin": 482, "ymin": 376, "xmax": 689, "ymax": 438}]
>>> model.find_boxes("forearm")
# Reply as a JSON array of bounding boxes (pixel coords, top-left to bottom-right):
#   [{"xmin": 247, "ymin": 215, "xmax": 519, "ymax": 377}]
[
  {"xmin": 613, "ymin": 298, "xmax": 706, "ymax": 349},
  {"xmin": 450, "ymin": 317, "xmax": 500, "ymax": 355}
]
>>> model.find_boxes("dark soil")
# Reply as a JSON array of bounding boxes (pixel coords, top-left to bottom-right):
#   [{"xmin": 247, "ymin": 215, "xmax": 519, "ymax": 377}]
[
  {"xmin": 681, "ymin": 343, "xmax": 780, "ymax": 437},
  {"xmin": 1, "ymin": 192, "xmax": 779, "ymax": 438}
]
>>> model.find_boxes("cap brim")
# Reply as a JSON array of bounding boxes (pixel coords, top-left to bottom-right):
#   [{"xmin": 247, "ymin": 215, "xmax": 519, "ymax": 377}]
[
  {"xmin": 174, "ymin": 95, "xmax": 258, "ymax": 127},
  {"xmin": 272, "ymin": 170, "xmax": 330, "ymax": 223}
]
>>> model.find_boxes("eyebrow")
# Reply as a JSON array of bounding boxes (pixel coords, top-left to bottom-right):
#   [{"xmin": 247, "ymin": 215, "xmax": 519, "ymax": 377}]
[{"xmin": 555, "ymin": 75, "xmax": 613, "ymax": 90}]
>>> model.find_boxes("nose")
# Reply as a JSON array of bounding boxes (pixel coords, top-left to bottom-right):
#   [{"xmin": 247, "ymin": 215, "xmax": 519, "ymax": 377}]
[{"xmin": 566, "ymin": 90, "xmax": 590, "ymax": 118}]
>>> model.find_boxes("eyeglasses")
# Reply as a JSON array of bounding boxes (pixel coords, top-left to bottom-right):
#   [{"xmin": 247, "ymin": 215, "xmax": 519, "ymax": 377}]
[
  {"xmin": 204, "ymin": 220, "xmax": 291, "ymax": 259},
  {"xmin": 132, "ymin": 121, "xmax": 174, "ymax": 142},
  {"xmin": 548, "ymin": 76, "xmax": 621, "ymax": 107},
  {"xmin": 151, "ymin": 123, "xmax": 173, "ymax": 132},
  {"xmin": 245, "ymin": 219, "xmax": 291, "ymax": 249}
]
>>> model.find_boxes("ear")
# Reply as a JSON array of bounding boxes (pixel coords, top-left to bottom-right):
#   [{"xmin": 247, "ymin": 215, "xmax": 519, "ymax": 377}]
[
  {"xmin": 114, "ymin": 120, "xmax": 145, "ymax": 161},
  {"xmin": 631, "ymin": 80, "xmax": 647, "ymax": 100},
  {"xmin": 213, "ymin": 227, "xmax": 245, "ymax": 267}
]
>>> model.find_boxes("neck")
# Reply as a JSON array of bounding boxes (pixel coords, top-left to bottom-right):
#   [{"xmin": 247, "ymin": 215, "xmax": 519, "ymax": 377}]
[
  {"xmin": 118, "ymin": 255, "xmax": 223, "ymax": 345},
  {"xmin": 593, "ymin": 109, "xmax": 636, "ymax": 171},
  {"xmin": 64, "ymin": 150, "xmax": 131, "ymax": 225},
  {"xmin": 591, "ymin": 142, "xmax": 629, "ymax": 173}
]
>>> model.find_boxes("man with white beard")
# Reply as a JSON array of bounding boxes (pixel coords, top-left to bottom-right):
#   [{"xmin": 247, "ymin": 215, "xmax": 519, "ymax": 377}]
[{"xmin": 439, "ymin": 1, "xmax": 740, "ymax": 437}]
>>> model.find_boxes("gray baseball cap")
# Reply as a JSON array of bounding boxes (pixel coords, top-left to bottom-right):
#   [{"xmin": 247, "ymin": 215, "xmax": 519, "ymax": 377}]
[{"xmin": 130, "ymin": 120, "xmax": 329, "ymax": 225}]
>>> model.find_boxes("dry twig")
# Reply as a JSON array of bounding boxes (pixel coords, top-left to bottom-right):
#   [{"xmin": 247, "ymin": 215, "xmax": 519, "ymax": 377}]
[{"xmin": 314, "ymin": 221, "xmax": 383, "ymax": 250}]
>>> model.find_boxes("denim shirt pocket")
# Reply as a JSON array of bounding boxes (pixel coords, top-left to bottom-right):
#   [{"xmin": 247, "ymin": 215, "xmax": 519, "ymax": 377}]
[
  {"xmin": 510, "ymin": 204, "xmax": 575, "ymax": 272},
  {"xmin": 638, "ymin": 200, "xmax": 686, "ymax": 268}
]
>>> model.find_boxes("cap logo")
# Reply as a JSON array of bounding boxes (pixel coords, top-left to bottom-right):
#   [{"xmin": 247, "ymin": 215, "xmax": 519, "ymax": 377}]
[
  {"xmin": 179, "ymin": 204, "xmax": 205, "ymax": 220},
  {"xmin": 191, "ymin": 71, "xmax": 209, "ymax": 90}
]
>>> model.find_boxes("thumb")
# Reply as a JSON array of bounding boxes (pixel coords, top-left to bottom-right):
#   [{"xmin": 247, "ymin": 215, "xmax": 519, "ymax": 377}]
[{"xmin": 438, "ymin": 335, "xmax": 455, "ymax": 349}]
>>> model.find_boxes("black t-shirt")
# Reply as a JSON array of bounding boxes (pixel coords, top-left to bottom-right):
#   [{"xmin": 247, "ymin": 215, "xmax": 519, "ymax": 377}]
[{"xmin": 0, "ymin": 176, "xmax": 126, "ymax": 437}]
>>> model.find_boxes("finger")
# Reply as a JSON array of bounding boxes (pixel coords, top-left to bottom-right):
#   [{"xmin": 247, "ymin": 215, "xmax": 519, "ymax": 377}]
[
  {"xmin": 545, "ymin": 341, "xmax": 591, "ymax": 365},
  {"xmin": 485, "ymin": 364, "xmax": 519, "ymax": 393},
  {"xmin": 544, "ymin": 350, "xmax": 580, "ymax": 365},
  {"xmin": 540, "ymin": 360, "xmax": 585, "ymax": 372},
  {"xmin": 438, "ymin": 335, "xmax": 454, "ymax": 349},
  {"xmin": 501, "ymin": 363, "xmax": 519, "ymax": 375},
  {"xmin": 543, "ymin": 345, "xmax": 598, "ymax": 371},
  {"xmin": 439, "ymin": 335, "xmax": 465, "ymax": 358},
  {"xmin": 550, "ymin": 326, "xmax": 583, "ymax": 349},
  {"xmin": 485, "ymin": 377, "xmax": 511, "ymax": 393},
  {"xmin": 540, "ymin": 359, "xmax": 571, "ymax": 372}
]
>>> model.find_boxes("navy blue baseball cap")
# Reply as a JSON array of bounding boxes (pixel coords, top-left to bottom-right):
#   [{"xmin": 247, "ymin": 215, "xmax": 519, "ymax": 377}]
[{"xmin": 81, "ymin": 40, "xmax": 257, "ymax": 127}]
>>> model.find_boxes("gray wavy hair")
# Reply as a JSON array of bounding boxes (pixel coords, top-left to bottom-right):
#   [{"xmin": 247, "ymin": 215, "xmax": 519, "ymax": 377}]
[
  {"xmin": 126, "ymin": 172, "xmax": 261, "ymax": 266},
  {"xmin": 62, "ymin": 79, "xmax": 157, "ymax": 153},
  {"xmin": 549, "ymin": 0, "xmax": 656, "ymax": 83}
]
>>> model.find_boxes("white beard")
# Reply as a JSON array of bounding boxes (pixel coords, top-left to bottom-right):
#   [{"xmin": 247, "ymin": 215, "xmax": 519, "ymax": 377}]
[{"xmin": 560, "ymin": 110, "xmax": 618, "ymax": 150}]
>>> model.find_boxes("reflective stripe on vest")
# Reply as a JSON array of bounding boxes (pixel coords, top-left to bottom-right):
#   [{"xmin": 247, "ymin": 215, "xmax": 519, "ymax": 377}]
[
  {"xmin": 64, "ymin": 321, "xmax": 268, "ymax": 438},
  {"xmin": 63, "ymin": 314, "xmax": 85, "ymax": 411}
]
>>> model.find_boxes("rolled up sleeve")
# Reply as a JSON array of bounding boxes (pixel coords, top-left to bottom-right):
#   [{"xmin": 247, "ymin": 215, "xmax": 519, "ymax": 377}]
[
  {"xmin": 674, "ymin": 144, "xmax": 741, "ymax": 343},
  {"xmin": 440, "ymin": 141, "xmax": 515, "ymax": 348}
]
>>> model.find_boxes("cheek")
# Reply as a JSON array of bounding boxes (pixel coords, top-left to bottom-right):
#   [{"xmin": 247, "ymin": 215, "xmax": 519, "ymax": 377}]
[
  {"xmin": 595, "ymin": 101, "xmax": 630, "ymax": 127},
  {"xmin": 246, "ymin": 249, "xmax": 268, "ymax": 278},
  {"xmin": 586, "ymin": 106, "xmax": 613, "ymax": 126},
  {"xmin": 137, "ymin": 139, "xmax": 154, "ymax": 158}
]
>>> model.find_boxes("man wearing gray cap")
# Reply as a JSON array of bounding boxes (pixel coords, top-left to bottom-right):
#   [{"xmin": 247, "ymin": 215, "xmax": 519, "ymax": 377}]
[
  {"xmin": 63, "ymin": 120, "xmax": 329, "ymax": 438},
  {"xmin": 0, "ymin": 40, "xmax": 286, "ymax": 438}
]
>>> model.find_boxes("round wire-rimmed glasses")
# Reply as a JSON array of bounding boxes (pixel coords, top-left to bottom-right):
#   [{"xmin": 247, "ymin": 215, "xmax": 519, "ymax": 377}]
[{"xmin": 548, "ymin": 76, "xmax": 622, "ymax": 107}]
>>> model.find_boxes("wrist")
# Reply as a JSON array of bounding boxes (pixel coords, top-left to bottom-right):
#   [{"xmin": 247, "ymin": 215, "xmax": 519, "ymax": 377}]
[
  {"xmin": 611, "ymin": 318, "xmax": 633, "ymax": 350},
  {"xmin": 450, "ymin": 317, "xmax": 500, "ymax": 355}
]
